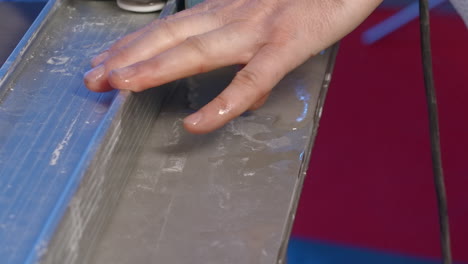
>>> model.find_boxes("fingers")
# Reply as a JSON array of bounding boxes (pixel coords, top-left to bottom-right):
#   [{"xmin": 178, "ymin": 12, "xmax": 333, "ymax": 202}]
[
  {"xmin": 91, "ymin": 29, "xmax": 146, "ymax": 67},
  {"xmin": 107, "ymin": 24, "xmax": 258, "ymax": 91},
  {"xmin": 81, "ymin": 0, "xmax": 384, "ymax": 135},
  {"xmin": 183, "ymin": 45, "xmax": 291, "ymax": 134},
  {"xmin": 85, "ymin": 13, "xmax": 221, "ymax": 92},
  {"xmin": 91, "ymin": 3, "xmax": 214, "ymax": 67}
]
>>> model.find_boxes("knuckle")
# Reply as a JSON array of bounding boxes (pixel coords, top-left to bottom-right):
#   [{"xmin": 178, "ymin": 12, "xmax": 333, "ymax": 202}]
[
  {"xmin": 213, "ymin": 10, "xmax": 232, "ymax": 25},
  {"xmin": 233, "ymin": 69, "xmax": 271, "ymax": 100},
  {"xmin": 155, "ymin": 19, "xmax": 178, "ymax": 40},
  {"xmin": 111, "ymin": 30, "xmax": 140, "ymax": 50},
  {"xmin": 233, "ymin": 69, "xmax": 263, "ymax": 94},
  {"xmin": 105, "ymin": 48, "xmax": 131, "ymax": 68},
  {"xmin": 113, "ymin": 34, "xmax": 133, "ymax": 49},
  {"xmin": 109, "ymin": 37, "xmax": 127, "ymax": 51},
  {"xmin": 184, "ymin": 35, "xmax": 208, "ymax": 55},
  {"xmin": 206, "ymin": 11, "xmax": 225, "ymax": 27}
]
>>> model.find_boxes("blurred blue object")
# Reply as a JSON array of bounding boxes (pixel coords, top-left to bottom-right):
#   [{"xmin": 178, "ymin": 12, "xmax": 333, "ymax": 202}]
[
  {"xmin": 0, "ymin": 0, "xmax": 46, "ymax": 2},
  {"xmin": 287, "ymin": 238, "xmax": 447, "ymax": 264},
  {"xmin": 362, "ymin": 0, "xmax": 446, "ymax": 44}
]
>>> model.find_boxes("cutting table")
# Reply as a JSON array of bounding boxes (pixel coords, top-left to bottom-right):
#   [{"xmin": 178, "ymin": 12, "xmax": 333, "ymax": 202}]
[{"xmin": 0, "ymin": 0, "xmax": 338, "ymax": 263}]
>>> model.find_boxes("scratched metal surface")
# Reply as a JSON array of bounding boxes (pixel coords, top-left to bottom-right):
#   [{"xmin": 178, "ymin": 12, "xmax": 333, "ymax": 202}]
[
  {"xmin": 90, "ymin": 47, "xmax": 338, "ymax": 264},
  {"xmin": 0, "ymin": 0, "xmax": 167, "ymax": 263}
]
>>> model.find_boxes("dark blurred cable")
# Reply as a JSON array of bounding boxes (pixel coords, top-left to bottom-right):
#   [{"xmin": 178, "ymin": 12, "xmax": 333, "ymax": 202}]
[{"xmin": 418, "ymin": 1, "xmax": 453, "ymax": 264}]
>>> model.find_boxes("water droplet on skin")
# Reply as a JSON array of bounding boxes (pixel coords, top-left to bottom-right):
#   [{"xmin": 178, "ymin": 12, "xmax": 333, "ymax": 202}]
[{"xmin": 218, "ymin": 104, "xmax": 233, "ymax": 116}]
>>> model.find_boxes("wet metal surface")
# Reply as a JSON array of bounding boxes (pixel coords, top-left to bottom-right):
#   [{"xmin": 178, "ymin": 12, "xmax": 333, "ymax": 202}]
[
  {"xmin": 0, "ymin": 0, "xmax": 163, "ymax": 263},
  {"xmin": 0, "ymin": 0, "xmax": 337, "ymax": 262},
  {"xmin": 90, "ymin": 47, "xmax": 337, "ymax": 264}
]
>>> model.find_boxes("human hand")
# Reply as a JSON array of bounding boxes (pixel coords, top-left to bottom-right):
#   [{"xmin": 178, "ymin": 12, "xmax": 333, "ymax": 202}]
[{"xmin": 84, "ymin": 0, "xmax": 381, "ymax": 134}]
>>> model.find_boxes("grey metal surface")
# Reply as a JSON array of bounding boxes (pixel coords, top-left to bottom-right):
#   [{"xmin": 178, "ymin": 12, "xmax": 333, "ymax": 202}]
[
  {"xmin": 90, "ymin": 47, "xmax": 337, "ymax": 264},
  {"xmin": 0, "ymin": 0, "xmax": 337, "ymax": 262},
  {"xmin": 41, "ymin": 4, "xmax": 177, "ymax": 264},
  {"xmin": 0, "ymin": 0, "xmax": 171, "ymax": 263}
]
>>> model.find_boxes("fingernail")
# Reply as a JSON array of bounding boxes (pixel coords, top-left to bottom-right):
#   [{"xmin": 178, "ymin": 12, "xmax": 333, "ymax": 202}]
[
  {"xmin": 84, "ymin": 65, "xmax": 105, "ymax": 84},
  {"xmin": 91, "ymin": 51, "xmax": 109, "ymax": 67},
  {"xmin": 111, "ymin": 66, "xmax": 137, "ymax": 84},
  {"xmin": 184, "ymin": 112, "xmax": 203, "ymax": 126}
]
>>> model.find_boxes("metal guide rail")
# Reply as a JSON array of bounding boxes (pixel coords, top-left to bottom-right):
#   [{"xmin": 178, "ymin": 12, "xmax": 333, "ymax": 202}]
[{"xmin": 0, "ymin": 0, "xmax": 338, "ymax": 263}]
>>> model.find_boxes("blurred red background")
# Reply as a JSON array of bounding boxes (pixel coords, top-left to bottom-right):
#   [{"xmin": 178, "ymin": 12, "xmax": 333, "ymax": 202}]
[{"xmin": 293, "ymin": 8, "xmax": 468, "ymax": 263}]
